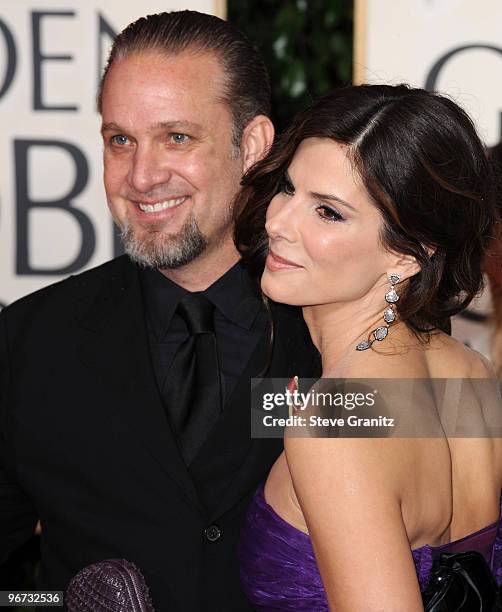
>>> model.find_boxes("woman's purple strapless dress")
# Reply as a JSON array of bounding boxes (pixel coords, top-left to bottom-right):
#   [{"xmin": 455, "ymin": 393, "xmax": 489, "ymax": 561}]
[{"xmin": 239, "ymin": 484, "xmax": 502, "ymax": 611}]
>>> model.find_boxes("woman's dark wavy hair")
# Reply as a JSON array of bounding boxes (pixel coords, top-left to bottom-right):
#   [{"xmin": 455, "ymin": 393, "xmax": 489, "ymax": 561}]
[{"xmin": 234, "ymin": 84, "xmax": 497, "ymax": 336}]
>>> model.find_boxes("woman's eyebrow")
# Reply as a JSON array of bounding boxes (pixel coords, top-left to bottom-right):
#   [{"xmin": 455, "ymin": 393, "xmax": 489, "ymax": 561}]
[
  {"xmin": 286, "ymin": 169, "xmax": 357, "ymax": 212},
  {"xmin": 309, "ymin": 190, "xmax": 357, "ymax": 213}
]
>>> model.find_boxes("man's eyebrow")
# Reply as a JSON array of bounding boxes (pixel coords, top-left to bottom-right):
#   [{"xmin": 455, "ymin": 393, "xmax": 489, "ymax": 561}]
[
  {"xmin": 310, "ymin": 190, "xmax": 358, "ymax": 213},
  {"xmin": 100, "ymin": 120, "xmax": 203, "ymax": 135},
  {"xmin": 152, "ymin": 120, "xmax": 203, "ymax": 134},
  {"xmin": 101, "ymin": 122, "xmax": 122, "ymax": 133}
]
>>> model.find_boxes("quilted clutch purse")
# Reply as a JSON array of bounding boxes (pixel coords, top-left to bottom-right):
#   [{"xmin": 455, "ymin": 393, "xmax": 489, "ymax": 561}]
[
  {"xmin": 422, "ymin": 550, "xmax": 501, "ymax": 611},
  {"xmin": 66, "ymin": 559, "xmax": 154, "ymax": 611}
]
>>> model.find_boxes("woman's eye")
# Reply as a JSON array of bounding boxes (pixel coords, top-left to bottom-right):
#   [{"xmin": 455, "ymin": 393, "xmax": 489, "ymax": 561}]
[
  {"xmin": 170, "ymin": 133, "xmax": 189, "ymax": 144},
  {"xmin": 316, "ymin": 204, "xmax": 344, "ymax": 222},
  {"xmin": 279, "ymin": 175, "xmax": 295, "ymax": 196},
  {"xmin": 111, "ymin": 135, "xmax": 129, "ymax": 146}
]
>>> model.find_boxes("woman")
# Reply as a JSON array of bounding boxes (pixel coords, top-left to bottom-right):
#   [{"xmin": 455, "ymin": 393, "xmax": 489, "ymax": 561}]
[{"xmin": 236, "ymin": 85, "xmax": 502, "ymax": 610}]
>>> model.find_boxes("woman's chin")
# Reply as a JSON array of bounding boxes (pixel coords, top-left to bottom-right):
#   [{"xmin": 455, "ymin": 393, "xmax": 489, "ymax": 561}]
[{"xmin": 260, "ymin": 275, "xmax": 304, "ymax": 306}]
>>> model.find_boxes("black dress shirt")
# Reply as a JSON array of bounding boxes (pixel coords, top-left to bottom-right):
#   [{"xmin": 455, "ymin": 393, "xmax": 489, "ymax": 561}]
[{"xmin": 139, "ymin": 261, "xmax": 270, "ymax": 406}]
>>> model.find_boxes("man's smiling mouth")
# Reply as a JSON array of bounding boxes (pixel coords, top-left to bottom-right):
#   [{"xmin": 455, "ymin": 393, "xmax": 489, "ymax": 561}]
[{"xmin": 137, "ymin": 197, "xmax": 187, "ymax": 213}]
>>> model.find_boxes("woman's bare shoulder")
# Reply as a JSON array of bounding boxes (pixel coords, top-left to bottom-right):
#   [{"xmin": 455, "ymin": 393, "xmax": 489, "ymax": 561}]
[
  {"xmin": 326, "ymin": 329, "xmax": 496, "ymax": 380},
  {"xmin": 425, "ymin": 331, "xmax": 495, "ymax": 379}
]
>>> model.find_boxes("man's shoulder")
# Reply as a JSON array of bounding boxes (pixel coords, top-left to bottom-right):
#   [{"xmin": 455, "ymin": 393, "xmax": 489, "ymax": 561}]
[
  {"xmin": 2, "ymin": 256, "xmax": 134, "ymax": 323},
  {"xmin": 269, "ymin": 301, "xmax": 321, "ymax": 376},
  {"xmin": 269, "ymin": 301, "xmax": 306, "ymax": 330}
]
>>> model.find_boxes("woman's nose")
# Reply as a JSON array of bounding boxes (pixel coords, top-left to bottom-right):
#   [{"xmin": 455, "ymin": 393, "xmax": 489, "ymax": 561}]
[{"xmin": 265, "ymin": 194, "xmax": 299, "ymax": 242}]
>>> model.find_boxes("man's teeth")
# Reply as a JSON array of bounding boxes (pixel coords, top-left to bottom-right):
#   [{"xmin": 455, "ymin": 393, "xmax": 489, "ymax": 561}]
[{"xmin": 138, "ymin": 197, "xmax": 186, "ymax": 213}]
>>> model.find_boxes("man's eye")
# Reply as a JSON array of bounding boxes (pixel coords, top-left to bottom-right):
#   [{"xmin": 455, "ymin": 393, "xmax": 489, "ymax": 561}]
[
  {"xmin": 170, "ymin": 133, "xmax": 189, "ymax": 144},
  {"xmin": 110, "ymin": 135, "xmax": 130, "ymax": 146}
]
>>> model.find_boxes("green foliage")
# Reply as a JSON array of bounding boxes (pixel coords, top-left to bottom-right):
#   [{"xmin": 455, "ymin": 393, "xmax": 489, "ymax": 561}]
[{"xmin": 228, "ymin": 0, "xmax": 353, "ymax": 133}]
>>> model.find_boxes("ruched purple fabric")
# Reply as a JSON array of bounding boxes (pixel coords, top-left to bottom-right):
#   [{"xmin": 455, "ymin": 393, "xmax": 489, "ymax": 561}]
[{"xmin": 239, "ymin": 484, "xmax": 502, "ymax": 611}]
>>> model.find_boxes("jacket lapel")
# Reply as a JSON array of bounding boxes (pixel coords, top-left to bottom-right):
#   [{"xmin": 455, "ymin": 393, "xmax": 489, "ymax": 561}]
[{"xmin": 76, "ymin": 258, "xmax": 205, "ymax": 515}]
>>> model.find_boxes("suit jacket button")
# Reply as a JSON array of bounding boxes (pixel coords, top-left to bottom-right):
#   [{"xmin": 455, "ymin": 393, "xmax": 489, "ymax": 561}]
[{"xmin": 204, "ymin": 524, "xmax": 222, "ymax": 542}]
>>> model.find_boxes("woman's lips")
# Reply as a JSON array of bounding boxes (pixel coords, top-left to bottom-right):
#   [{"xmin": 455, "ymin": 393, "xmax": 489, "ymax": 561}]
[{"xmin": 265, "ymin": 250, "xmax": 302, "ymax": 271}]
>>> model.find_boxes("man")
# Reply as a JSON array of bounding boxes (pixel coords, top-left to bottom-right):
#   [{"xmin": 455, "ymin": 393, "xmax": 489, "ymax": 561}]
[{"xmin": 0, "ymin": 11, "xmax": 320, "ymax": 611}]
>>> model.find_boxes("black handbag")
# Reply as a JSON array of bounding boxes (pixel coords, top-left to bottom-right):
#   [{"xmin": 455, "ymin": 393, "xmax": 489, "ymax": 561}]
[{"xmin": 422, "ymin": 550, "xmax": 501, "ymax": 611}]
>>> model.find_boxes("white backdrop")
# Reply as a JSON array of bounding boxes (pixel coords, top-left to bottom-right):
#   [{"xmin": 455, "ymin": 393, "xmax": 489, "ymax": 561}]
[
  {"xmin": 354, "ymin": 0, "xmax": 502, "ymax": 145},
  {"xmin": 0, "ymin": 0, "xmax": 225, "ymax": 307},
  {"xmin": 354, "ymin": 0, "xmax": 501, "ymax": 356}
]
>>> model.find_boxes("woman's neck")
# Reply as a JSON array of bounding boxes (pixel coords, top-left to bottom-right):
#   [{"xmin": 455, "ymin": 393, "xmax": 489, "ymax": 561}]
[{"xmin": 302, "ymin": 288, "xmax": 402, "ymax": 373}]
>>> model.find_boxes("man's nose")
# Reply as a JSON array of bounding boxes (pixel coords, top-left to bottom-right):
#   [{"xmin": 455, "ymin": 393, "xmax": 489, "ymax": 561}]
[{"xmin": 129, "ymin": 145, "xmax": 172, "ymax": 194}]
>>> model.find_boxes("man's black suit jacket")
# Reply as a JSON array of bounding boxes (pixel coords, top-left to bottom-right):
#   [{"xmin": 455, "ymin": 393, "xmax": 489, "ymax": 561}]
[{"xmin": 0, "ymin": 256, "xmax": 320, "ymax": 611}]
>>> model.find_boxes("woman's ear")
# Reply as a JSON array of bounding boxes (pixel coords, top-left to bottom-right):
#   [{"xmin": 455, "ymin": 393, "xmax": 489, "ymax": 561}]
[
  {"xmin": 240, "ymin": 115, "xmax": 275, "ymax": 172},
  {"xmin": 388, "ymin": 243, "xmax": 436, "ymax": 282},
  {"xmin": 389, "ymin": 254, "xmax": 422, "ymax": 282}
]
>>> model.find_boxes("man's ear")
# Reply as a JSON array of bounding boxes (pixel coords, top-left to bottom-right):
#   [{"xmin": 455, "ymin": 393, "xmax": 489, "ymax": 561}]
[{"xmin": 240, "ymin": 115, "xmax": 275, "ymax": 172}]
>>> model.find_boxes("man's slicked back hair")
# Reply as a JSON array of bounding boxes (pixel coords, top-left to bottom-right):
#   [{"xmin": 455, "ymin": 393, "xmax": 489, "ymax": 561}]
[{"xmin": 97, "ymin": 10, "xmax": 271, "ymax": 147}]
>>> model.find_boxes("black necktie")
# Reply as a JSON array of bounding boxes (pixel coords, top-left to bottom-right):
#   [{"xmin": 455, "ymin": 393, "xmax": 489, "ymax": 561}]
[{"xmin": 163, "ymin": 293, "xmax": 223, "ymax": 465}]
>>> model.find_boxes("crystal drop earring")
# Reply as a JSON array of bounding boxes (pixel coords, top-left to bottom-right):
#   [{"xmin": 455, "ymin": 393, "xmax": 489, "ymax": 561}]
[{"xmin": 355, "ymin": 274, "xmax": 400, "ymax": 351}]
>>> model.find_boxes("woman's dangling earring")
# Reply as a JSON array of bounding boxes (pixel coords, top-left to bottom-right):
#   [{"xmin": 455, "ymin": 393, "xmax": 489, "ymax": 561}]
[{"xmin": 355, "ymin": 274, "xmax": 401, "ymax": 351}]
